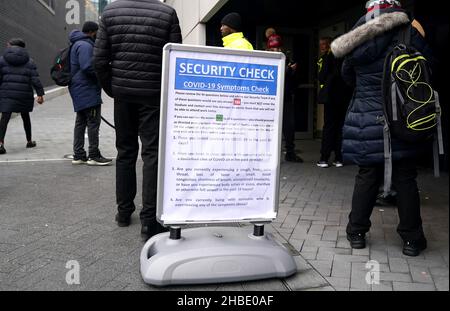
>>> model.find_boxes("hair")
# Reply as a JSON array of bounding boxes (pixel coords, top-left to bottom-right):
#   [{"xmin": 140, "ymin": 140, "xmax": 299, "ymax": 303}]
[
  {"xmin": 82, "ymin": 21, "xmax": 99, "ymax": 33},
  {"xmin": 265, "ymin": 27, "xmax": 276, "ymax": 38},
  {"xmin": 320, "ymin": 37, "xmax": 333, "ymax": 45},
  {"xmin": 8, "ymin": 38, "xmax": 26, "ymax": 48}
]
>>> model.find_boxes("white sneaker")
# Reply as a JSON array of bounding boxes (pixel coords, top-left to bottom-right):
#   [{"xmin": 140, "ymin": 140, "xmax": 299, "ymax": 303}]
[
  {"xmin": 316, "ymin": 161, "xmax": 329, "ymax": 168},
  {"xmin": 72, "ymin": 157, "xmax": 87, "ymax": 165},
  {"xmin": 333, "ymin": 161, "xmax": 344, "ymax": 168}
]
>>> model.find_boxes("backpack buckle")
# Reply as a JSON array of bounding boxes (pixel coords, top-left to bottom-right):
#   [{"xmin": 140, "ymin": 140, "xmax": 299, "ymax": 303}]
[
  {"xmin": 395, "ymin": 44, "xmax": 407, "ymax": 51},
  {"xmin": 377, "ymin": 115, "xmax": 387, "ymax": 125}
]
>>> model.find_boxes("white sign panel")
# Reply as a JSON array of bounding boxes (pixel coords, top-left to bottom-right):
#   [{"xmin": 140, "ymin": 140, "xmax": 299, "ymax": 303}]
[{"xmin": 157, "ymin": 44, "xmax": 285, "ymax": 225}]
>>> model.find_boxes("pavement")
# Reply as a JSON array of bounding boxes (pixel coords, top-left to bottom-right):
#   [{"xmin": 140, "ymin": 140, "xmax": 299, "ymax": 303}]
[{"xmin": 0, "ymin": 91, "xmax": 448, "ymax": 291}]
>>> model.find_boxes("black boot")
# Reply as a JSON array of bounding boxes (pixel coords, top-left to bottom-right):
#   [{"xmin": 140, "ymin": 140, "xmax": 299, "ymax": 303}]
[
  {"xmin": 26, "ymin": 141, "xmax": 37, "ymax": 148},
  {"xmin": 403, "ymin": 237, "xmax": 427, "ymax": 257},
  {"xmin": 347, "ymin": 233, "xmax": 366, "ymax": 249},
  {"xmin": 375, "ymin": 191, "xmax": 397, "ymax": 207},
  {"xmin": 285, "ymin": 152, "xmax": 303, "ymax": 163},
  {"xmin": 115, "ymin": 213, "xmax": 131, "ymax": 227}
]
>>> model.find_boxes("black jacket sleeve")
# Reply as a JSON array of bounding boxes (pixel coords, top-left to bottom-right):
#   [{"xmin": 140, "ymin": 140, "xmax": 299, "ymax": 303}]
[
  {"xmin": 94, "ymin": 19, "xmax": 113, "ymax": 97},
  {"xmin": 318, "ymin": 53, "xmax": 339, "ymax": 104},
  {"xmin": 284, "ymin": 61, "xmax": 297, "ymax": 95},
  {"xmin": 410, "ymin": 26, "xmax": 434, "ymax": 68},
  {"xmin": 169, "ymin": 10, "xmax": 182, "ymax": 44},
  {"xmin": 318, "ymin": 53, "xmax": 336, "ymax": 86}
]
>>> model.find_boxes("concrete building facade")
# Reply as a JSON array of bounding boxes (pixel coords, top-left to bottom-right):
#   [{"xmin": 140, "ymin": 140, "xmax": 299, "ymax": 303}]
[
  {"xmin": 0, "ymin": 0, "xmax": 111, "ymax": 87},
  {"xmin": 165, "ymin": 0, "xmax": 227, "ymax": 45}
]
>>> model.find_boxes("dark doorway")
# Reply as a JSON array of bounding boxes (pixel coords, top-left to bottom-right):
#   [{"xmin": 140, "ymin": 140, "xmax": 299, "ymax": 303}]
[
  {"xmin": 291, "ymin": 32, "xmax": 314, "ymax": 136},
  {"xmin": 206, "ymin": 0, "xmax": 363, "ymax": 140},
  {"xmin": 205, "ymin": 0, "xmax": 449, "ymax": 171}
]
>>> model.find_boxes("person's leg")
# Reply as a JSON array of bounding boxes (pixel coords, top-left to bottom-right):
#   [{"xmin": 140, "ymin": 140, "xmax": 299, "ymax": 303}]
[
  {"xmin": 283, "ymin": 94, "xmax": 302, "ymax": 162},
  {"xmin": 20, "ymin": 112, "xmax": 33, "ymax": 143},
  {"xmin": 334, "ymin": 132, "xmax": 343, "ymax": 163},
  {"xmin": 0, "ymin": 113, "xmax": 12, "ymax": 154},
  {"xmin": 347, "ymin": 165, "xmax": 384, "ymax": 235},
  {"xmin": 86, "ymin": 105, "xmax": 101, "ymax": 159},
  {"xmin": 325, "ymin": 106, "xmax": 341, "ymax": 164},
  {"xmin": 319, "ymin": 105, "xmax": 333, "ymax": 165},
  {"xmin": 114, "ymin": 100, "xmax": 139, "ymax": 222},
  {"xmin": 392, "ymin": 158, "xmax": 425, "ymax": 242},
  {"xmin": 333, "ymin": 106, "xmax": 346, "ymax": 163},
  {"xmin": 283, "ymin": 95, "xmax": 295, "ymax": 153},
  {"xmin": 0, "ymin": 112, "xmax": 12, "ymax": 143},
  {"xmin": 138, "ymin": 100, "xmax": 160, "ymax": 226},
  {"xmin": 73, "ymin": 109, "xmax": 88, "ymax": 161}
]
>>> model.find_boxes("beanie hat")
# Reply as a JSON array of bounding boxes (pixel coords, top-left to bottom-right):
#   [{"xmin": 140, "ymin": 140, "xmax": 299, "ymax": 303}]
[
  {"xmin": 267, "ymin": 34, "xmax": 283, "ymax": 49},
  {"xmin": 366, "ymin": 0, "xmax": 401, "ymax": 12},
  {"xmin": 82, "ymin": 21, "xmax": 99, "ymax": 33},
  {"xmin": 221, "ymin": 13, "xmax": 242, "ymax": 31}
]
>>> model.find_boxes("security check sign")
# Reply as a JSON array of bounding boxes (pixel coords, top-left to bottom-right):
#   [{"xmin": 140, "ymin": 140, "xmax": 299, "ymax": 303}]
[{"xmin": 158, "ymin": 44, "xmax": 285, "ymax": 225}]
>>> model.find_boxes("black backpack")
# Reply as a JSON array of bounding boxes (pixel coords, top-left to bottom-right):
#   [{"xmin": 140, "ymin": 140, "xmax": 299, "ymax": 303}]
[
  {"xmin": 380, "ymin": 24, "xmax": 444, "ymax": 195},
  {"xmin": 50, "ymin": 44, "xmax": 72, "ymax": 86}
]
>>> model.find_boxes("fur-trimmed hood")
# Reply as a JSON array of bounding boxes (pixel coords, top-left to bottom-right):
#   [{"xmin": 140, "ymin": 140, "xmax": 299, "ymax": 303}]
[{"xmin": 331, "ymin": 11, "xmax": 410, "ymax": 58}]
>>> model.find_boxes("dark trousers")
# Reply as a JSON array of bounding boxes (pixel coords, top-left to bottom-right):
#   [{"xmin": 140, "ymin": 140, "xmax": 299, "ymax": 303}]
[
  {"xmin": 0, "ymin": 112, "xmax": 32, "ymax": 143},
  {"xmin": 347, "ymin": 158, "xmax": 424, "ymax": 241},
  {"xmin": 73, "ymin": 105, "xmax": 101, "ymax": 159},
  {"xmin": 320, "ymin": 103, "xmax": 345, "ymax": 162},
  {"xmin": 283, "ymin": 94, "xmax": 296, "ymax": 153},
  {"xmin": 114, "ymin": 98, "xmax": 160, "ymax": 225}
]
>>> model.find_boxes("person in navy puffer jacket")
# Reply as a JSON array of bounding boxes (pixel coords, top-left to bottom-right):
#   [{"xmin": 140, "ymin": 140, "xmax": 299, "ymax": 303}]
[
  {"xmin": 331, "ymin": 0, "xmax": 433, "ymax": 257},
  {"xmin": 0, "ymin": 38, "xmax": 44, "ymax": 155},
  {"xmin": 68, "ymin": 22, "xmax": 111, "ymax": 166}
]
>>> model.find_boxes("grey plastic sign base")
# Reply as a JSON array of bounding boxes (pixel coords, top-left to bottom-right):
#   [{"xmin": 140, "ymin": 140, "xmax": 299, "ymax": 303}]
[{"xmin": 140, "ymin": 226, "xmax": 297, "ymax": 287}]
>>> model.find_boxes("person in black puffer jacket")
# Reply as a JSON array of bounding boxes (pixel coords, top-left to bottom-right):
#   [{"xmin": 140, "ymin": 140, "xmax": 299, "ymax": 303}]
[
  {"xmin": 316, "ymin": 37, "xmax": 353, "ymax": 168},
  {"xmin": 0, "ymin": 38, "xmax": 45, "ymax": 155},
  {"xmin": 94, "ymin": 0, "xmax": 182, "ymax": 241},
  {"xmin": 331, "ymin": 0, "xmax": 433, "ymax": 257}
]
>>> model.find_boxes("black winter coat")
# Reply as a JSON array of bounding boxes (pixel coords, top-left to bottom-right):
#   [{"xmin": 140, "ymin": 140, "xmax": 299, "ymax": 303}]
[
  {"xmin": 331, "ymin": 8, "xmax": 432, "ymax": 166},
  {"xmin": 94, "ymin": 0, "xmax": 182, "ymax": 104},
  {"xmin": 0, "ymin": 47, "xmax": 44, "ymax": 113},
  {"xmin": 317, "ymin": 51, "xmax": 352, "ymax": 106}
]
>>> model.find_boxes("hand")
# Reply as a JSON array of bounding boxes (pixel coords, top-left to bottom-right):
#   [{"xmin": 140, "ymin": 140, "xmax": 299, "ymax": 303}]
[
  {"xmin": 289, "ymin": 63, "xmax": 298, "ymax": 71},
  {"xmin": 36, "ymin": 96, "xmax": 44, "ymax": 104}
]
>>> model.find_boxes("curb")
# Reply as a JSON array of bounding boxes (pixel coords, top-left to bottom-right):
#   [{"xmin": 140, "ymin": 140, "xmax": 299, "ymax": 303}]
[
  {"xmin": 1, "ymin": 86, "xmax": 68, "ymax": 120},
  {"xmin": 39, "ymin": 86, "xmax": 68, "ymax": 101}
]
